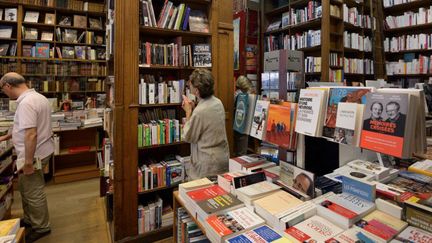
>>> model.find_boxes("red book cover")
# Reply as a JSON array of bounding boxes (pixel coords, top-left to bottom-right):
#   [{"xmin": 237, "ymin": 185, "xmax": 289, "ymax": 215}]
[
  {"xmin": 68, "ymin": 146, "xmax": 91, "ymax": 153},
  {"xmin": 186, "ymin": 185, "xmax": 227, "ymax": 202}
]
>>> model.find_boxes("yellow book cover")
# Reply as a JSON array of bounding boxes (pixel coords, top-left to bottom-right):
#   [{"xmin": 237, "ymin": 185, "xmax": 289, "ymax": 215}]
[
  {"xmin": 179, "ymin": 178, "xmax": 212, "ymax": 190},
  {"xmin": 0, "ymin": 218, "xmax": 19, "ymax": 236},
  {"xmin": 408, "ymin": 160, "xmax": 432, "ymax": 177},
  {"xmin": 254, "ymin": 190, "xmax": 303, "ymax": 217}
]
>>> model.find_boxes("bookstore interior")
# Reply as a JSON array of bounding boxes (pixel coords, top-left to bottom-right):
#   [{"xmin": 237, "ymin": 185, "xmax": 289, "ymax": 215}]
[{"xmin": 3, "ymin": 0, "xmax": 432, "ymax": 242}]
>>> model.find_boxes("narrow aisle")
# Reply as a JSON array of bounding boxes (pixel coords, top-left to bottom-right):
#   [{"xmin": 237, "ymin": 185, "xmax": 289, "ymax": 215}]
[{"xmin": 11, "ymin": 178, "xmax": 110, "ymax": 243}]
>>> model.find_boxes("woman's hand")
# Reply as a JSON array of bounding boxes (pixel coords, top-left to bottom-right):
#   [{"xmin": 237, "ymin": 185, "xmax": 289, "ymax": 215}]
[{"xmin": 182, "ymin": 95, "xmax": 195, "ymax": 119}]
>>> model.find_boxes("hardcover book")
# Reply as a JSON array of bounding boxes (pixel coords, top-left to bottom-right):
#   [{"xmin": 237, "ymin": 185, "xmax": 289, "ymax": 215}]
[
  {"xmin": 45, "ymin": 13, "xmax": 55, "ymax": 25},
  {"xmin": 295, "ymin": 88, "xmax": 327, "ymax": 137},
  {"xmin": 188, "ymin": 10, "xmax": 209, "ymax": 33},
  {"xmin": 392, "ymin": 226, "xmax": 432, "ymax": 243},
  {"xmin": 355, "ymin": 210, "xmax": 408, "ymax": 241},
  {"xmin": 192, "ymin": 44, "xmax": 211, "ymax": 67},
  {"xmin": 226, "ymin": 225, "xmax": 291, "ymax": 243},
  {"xmin": 333, "ymin": 102, "xmax": 364, "ymax": 146},
  {"xmin": 24, "ymin": 11, "xmax": 39, "ymax": 23},
  {"xmin": 35, "ymin": 43, "xmax": 50, "ymax": 58},
  {"xmin": 4, "ymin": 8, "xmax": 17, "ymax": 21},
  {"xmin": 250, "ymin": 100, "xmax": 270, "ymax": 140},
  {"xmin": 73, "ymin": 15, "xmax": 87, "ymax": 28},
  {"xmin": 41, "ymin": 31, "xmax": 53, "ymax": 41},
  {"xmin": 360, "ymin": 92, "xmax": 410, "ymax": 158},
  {"xmin": 233, "ymin": 93, "xmax": 249, "ymax": 134},
  {"xmin": 24, "ymin": 28, "xmax": 38, "ymax": 40},
  {"xmin": 235, "ymin": 181, "xmax": 281, "ymax": 205},
  {"xmin": 264, "ymin": 104, "xmax": 294, "ymax": 149}
]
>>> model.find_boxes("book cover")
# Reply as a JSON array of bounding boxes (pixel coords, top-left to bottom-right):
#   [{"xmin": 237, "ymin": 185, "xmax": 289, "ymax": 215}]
[
  {"xmin": 232, "ymin": 172, "xmax": 266, "ymax": 189},
  {"xmin": 226, "ymin": 225, "xmax": 290, "ymax": 243},
  {"xmin": 264, "ymin": 104, "xmax": 292, "ymax": 149},
  {"xmin": 392, "ymin": 226, "xmax": 432, "ymax": 243},
  {"xmin": 328, "ymin": 227, "xmax": 383, "ymax": 243},
  {"xmin": 41, "ymin": 31, "xmax": 53, "ymax": 41},
  {"xmin": 243, "ymin": 94, "xmax": 257, "ymax": 135},
  {"xmin": 284, "ymin": 215, "xmax": 343, "ymax": 242},
  {"xmin": 408, "ymin": 160, "xmax": 432, "ymax": 177},
  {"xmin": 58, "ymin": 16, "xmax": 72, "ymax": 26},
  {"xmin": 4, "ymin": 8, "xmax": 17, "ymax": 21},
  {"xmin": 45, "ymin": 13, "xmax": 55, "ymax": 25},
  {"xmin": 279, "ymin": 162, "xmax": 315, "ymax": 198},
  {"xmin": 73, "ymin": 15, "xmax": 87, "ymax": 28},
  {"xmin": 355, "ymin": 210, "xmax": 407, "ymax": 241},
  {"xmin": 24, "ymin": 11, "xmax": 39, "ymax": 23},
  {"xmin": 334, "ymin": 102, "xmax": 364, "ymax": 146},
  {"xmin": 192, "ymin": 44, "xmax": 211, "ymax": 67},
  {"xmin": 188, "ymin": 10, "xmax": 209, "ymax": 33},
  {"xmin": 62, "ymin": 46, "xmax": 75, "ymax": 59},
  {"xmin": 319, "ymin": 192, "xmax": 375, "ymax": 221},
  {"xmin": 405, "ymin": 201, "xmax": 432, "ymax": 233},
  {"xmin": 324, "ymin": 87, "xmax": 371, "ymax": 139},
  {"xmin": 206, "ymin": 207, "xmax": 264, "ymax": 238},
  {"xmin": 360, "ymin": 92, "xmax": 409, "ymax": 158},
  {"xmin": 35, "ymin": 43, "xmax": 50, "ymax": 58},
  {"xmin": 235, "ymin": 181, "xmax": 280, "ymax": 198},
  {"xmin": 295, "ymin": 89, "xmax": 325, "ymax": 136},
  {"xmin": 186, "ymin": 185, "xmax": 227, "ymax": 202},
  {"xmin": 233, "ymin": 93, "xmax": 249, "ymax": 134},
  {"xmin": 89, "ymin": 18, "xmax": 102, "ymax": 29},
  {"xmin": 196, "ymin": 193, "xmax": 243, "ymax": 216},
  {"xmin": 250, "ymin": 100, "xmax": 270, "ymax": 140},
  {"xmin": 254, "ymin": 190, "xmax": 303, "ymax": 218},
  {"xmin": 0, "ymin": 26, "xmax": 12, "ymax": 38},
  {"xmin": 74, "ymin": 46, "xmax": 85, "ymax": 59},
  {"xmin": 0, "ymin": 44, "xmax": 8, "ymax": 56},
  {"xmin": 341, "ymin": 175, "xmax": 376, "ymax": 202}
]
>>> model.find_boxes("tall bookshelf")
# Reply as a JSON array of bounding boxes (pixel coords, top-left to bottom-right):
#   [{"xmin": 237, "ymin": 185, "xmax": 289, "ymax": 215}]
[
  {"xmin": 112, "ymin": 0, "xmax": 234, "ymax": 241},
  {"xmin": 261, "ymin": 0, "xmax": 377, "ymax": 86},
  {"xmin": 0, "ymin": 0, "xmax": 107, "ymax": 103},
  {"xmin": 383, "ymin": 0, "xmax": 432, "ymax": 87}
]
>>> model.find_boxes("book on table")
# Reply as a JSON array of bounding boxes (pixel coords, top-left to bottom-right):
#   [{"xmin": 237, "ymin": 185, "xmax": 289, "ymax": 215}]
[
  {"xmin": 284, "ymin": 215, "xmax": 343, "ymax": 242},
  {"xmin": 234, "ymin": 181, "xmax": 281, "ymax": 207}
]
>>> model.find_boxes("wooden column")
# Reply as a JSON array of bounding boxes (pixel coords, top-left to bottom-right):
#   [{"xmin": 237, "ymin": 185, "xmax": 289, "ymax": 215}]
[
  {"xmin": 371, "ymin": 0, "xmax": 386, "ymax": 79},
  {"xmin": 113, "ymin": 0, "xmax": 139, "ymax": 241},
  {"xmin": 212, "ymin": 0, "xmax": 235, "ymax": 154},
  {"xmin": 321, "ymin": 0, "xmax": 331, "ymax": 82}
]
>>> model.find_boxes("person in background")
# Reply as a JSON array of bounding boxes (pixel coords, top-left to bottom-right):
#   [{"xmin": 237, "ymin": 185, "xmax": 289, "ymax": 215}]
[
  {"xmin": 0, "ymin": 72, "xmax": 53, "ymax": 242},
  {"xmin": 234, "ymin": 76, "xmax": 252, "ymax": 156},
  {"xmin": 182, "ymin": 69, "xmax": 229, "ymax": 179}
]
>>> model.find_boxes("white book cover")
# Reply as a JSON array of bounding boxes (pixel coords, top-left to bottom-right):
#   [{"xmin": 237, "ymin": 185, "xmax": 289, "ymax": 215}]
[
  {"xmin": 284, "ymin": 215, "xmax": 343, "ymax": 242},
  {"xmin": 243, "ymin": 94, "xmax": 257, "ymax": 135},
  {"xmin": 4, "ymin": 8, "xmax": 17, "ymax": 21},
  {"xmin": 328, "ymin": 193, "xmax": 375, "ymax": 216},
  {"xmin": 249, "ymin": 100, "xmax": 270, "ymax": 140},
  {"xmin": 334, "ymin": 102, "xmax": 364, "ymax": 146},
  {"xmin": 347, "ymin": 160, "xmax": 390, "ymax": 180},
  {"xmin": 148, "ymin": 83, "xmax": 155, "ymax": 104},
  {"xmin": 24, "ymin": 11, "xmax": 39, "ymax": 23},
  {"xmin": 295, "ymin": 89, "xmax": 325, "ymax": 136},
  {"xmin": 391, "ymin": 226, "xmax": 432, "ymax": 243},
  {"xmin": 235, "ymin": 181, "xmax": 280, "ymax": 199}
]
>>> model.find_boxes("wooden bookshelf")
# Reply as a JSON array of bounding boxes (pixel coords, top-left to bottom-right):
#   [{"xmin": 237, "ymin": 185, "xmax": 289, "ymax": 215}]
[
  {"xmin": 383, "ymin": 0, "xmax": 432, "ymax": 86},
  {"xmin": 112, "ymin": 0, "xmax": 234, "ymax": 241},
  {"xmin": 0, "ymin": 144, "xmax": 13, "ymax": 221}
]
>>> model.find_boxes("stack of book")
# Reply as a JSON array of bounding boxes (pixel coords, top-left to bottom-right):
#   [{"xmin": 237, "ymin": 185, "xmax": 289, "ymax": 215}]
[
  {"xmin": 177, "ymin": 207, "xmax": 209, "ymax": 243},
  {"xmin": 138, "ymin": 158, "xmax": 184, "ymax": 192},
  {"xmin": 137, "ymin": 197, "xmax": 163, "ymax": 234}
]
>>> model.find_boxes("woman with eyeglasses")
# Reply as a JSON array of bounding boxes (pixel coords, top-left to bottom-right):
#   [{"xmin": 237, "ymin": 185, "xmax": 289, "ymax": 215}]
[{"xmin": 182, "ymin": 69, "xmax": 229, "ymax": 180}]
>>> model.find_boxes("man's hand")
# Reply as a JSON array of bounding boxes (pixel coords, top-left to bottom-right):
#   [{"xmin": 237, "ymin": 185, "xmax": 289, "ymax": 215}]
[
  {"xmin": 22, "ymin": 162, "xmax": 34, "ymax": 175},
  {"xmin": 182, "ymin": 95, "xmax": 195, "ymax": 118},
  {"xmin": 0, "ymin": 134, "xmax": 12, "ymax": 142}
]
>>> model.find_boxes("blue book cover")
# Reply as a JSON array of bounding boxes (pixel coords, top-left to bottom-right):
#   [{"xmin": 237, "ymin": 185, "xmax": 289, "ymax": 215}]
[
  {"xmin": 182, "ymin": 7, "xmax": 191, "ymax": 31},
  {"xmin": 35, "ymin": 43, "xmax": 50, "ymax": 58},
  {"xmin": 233, "ymin": 93, "xmax": 249, "ymax": 133},
  {"xmin": 341, "ymin": 175, "xmax": 376, "ymax": 202},
  {"xmin": 227, "ymin": 225, "xmax": 283, "ymax": 243}
]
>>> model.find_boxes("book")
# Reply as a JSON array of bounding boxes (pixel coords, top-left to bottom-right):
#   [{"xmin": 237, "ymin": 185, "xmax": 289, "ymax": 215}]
[
  {"xmin": 0, "ymin": 44, "xmax": 8, "ymax": 56},
  {"xmin": 235, "ymin": 181, "xmax": 281, "ymax": 206},
  {"xmin": 254, "ymin": 190, "xmax": 303, "ymax": 229},
  {"xmin": 63, "ymin": 29, "xmax": 78, "ymax": 43},
  {"xmin": 392, "ymin": 226, "xmax": 432, "ymax": 243},
  {"xmin": 74, "ymin": 46, "xmax": 86, "ymax": 59},
  {"xmin": 41, "ymin": 31, "xmax": 53, "ymax": 41},
  {"xmin": 231, "ymin": 171, "xmax": 267, "ymax": 190},
  {"xmin": 329, "ymin": 227, "xmax": 384, "ymax": 243},
  {"xmin": 249, "ymin": 100, "xmax": 270, "ymax": 140},
  {"xmin": 355, "ymin": 210, "xmax": 408, "ymax": 241},
  {"xmin": 217, "ymin": 172, "xmax": 245, "ymax": 194},
  {"xmin": 62, "ymin": 46, "xmax": 75, "ymax": 59},
  {"xmin": 45, "ymin": 13, "xmax": 55, "ymax": 25},
  {"xmin": 192, "ymin": 44, "xmax": 211, "ymax": 67},
  {"xmin": 35, "ymin": 43, "xmax": 50, "ymax": 58},
  {"xmin": 264, "ymin": 104, "xmax": 293, "ymax": 149},
  {"xmin": 58, "ymin": 16, "xmax": 72, "ymax": 26},
  {"xmin": 226, "ymin": 225, "xmax": 291, "ymax": 243},
  {"xmin": 205, "ymin": 207, "xmax": 265, "ymax": 243},
  {"xmin": 277, "ymin": 161, "xmax": 315, "ymax": 199},
  {"xmin": 179, "ymin": 178, "xmax": 213, "ymax": 196},
  {"xmin": 284, "ymin": 215, "xmax": 343, "ymax": 242},
  {"xmin": 4, "ymin": 8, "xmax": 17, "ymax": 21},
  {"xmin": 316, "ymin": 176, "xmax": 376, "ymax": 229},
  {"xmin": 346, "ymin": 160, "xmax": 391, "ymax": 181},
  {"xmin": 404, "ymin": 200, "xmax": 432, "ymax": 233},
  {"xmin": 229, "ymin": 155, "xmax": 267, "ymax": 173},
  {"xmin": 333, "ymin": 102, "xmax": 365, "ymax": 146},
  {"xmin": 73, "ymin": 15, "xmax": 87, "ymax": 28},
  {"xmin": 24, "ymin": 28, "xmax": 38, "ymax": 40},
  {"xmin": 24, "ymin": 11, "xmax": 39, "ymax": 23},
  {"xmin": 408, "ymin": 160, "xmax": 432, "ymax": 177},
  {"xmin": 195, "ymin": 193, "xmax": 243, "ymax": 222},
  {"xmin": 233, "ymin": 93, "xmax": 248, "ymax": 134},
  {"xmin": 0, "ymin": 26, "xmax": 12, "ymax": 38},
  {"xmin": 89, "ymin": 18, "xmax": 102, "ymax": 29},
  {"xmin": 0, "ymin": 218, "xmax": 19, "ymax": 236},
  {"xmin": 360, "ymin": 92, "xmax": 412, "ymax": 158},
  {"xmin": 323, "ymin": 87, "xmax": 372, "ymax": 140},
  {"xmin": 243, "ymin": 94, "xmax": 257, "ymax": 135},
  {"xmin": 188, "ymin": 10, "xmax": 209, "ymax": 33},
  {"xmin": 295, "ymin": 88, "xmax": 328, "ymax": 137}
]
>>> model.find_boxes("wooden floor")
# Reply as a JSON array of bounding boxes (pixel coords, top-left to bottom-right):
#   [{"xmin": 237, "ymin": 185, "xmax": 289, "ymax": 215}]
[{"xmin": 11, "ymin": 178, "xmax": 111, "ymax": 243}]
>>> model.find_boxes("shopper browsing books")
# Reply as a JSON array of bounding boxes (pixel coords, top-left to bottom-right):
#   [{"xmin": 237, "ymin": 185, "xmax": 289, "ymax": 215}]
[
  {"xmin": 0, "ymin": 72, "xmax": 53, "ymax": 242},
  {"xmin": 182, "ymin": 69, "xmax": 229, "ymax": 179},
  {"xmin": 233, "ymin": 75, "xmax": 253, "ymax": 156}
]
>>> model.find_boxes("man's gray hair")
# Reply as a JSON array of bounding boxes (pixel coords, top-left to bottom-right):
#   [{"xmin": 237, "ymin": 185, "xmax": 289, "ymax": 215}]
[{"xmin": 1, "ymin": 72, "xmax": 26, "ymax": 87}]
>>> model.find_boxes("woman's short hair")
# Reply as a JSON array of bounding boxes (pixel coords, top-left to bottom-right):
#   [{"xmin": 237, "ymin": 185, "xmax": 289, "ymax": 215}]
[
  {"xmin": 236, "ymin": 75, "xmax": 251, "ymax": 93},
  {"xmin": 189, "ymin": 68, "xmax": 214, "ymax": 99}
]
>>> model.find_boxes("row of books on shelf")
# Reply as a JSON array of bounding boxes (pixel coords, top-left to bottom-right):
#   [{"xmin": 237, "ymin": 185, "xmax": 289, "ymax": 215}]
[
  {"xmin": 137, "ymin": 119, "xmax": 182, "ymax": 147},
  {"xmin": 139, "ymin": 42, "xmax": 211, "ymax": 68},
  {"xmin": 343, "ymin": 4, "xmax": 374, "ymax": 29},
  {"xmin": 330, "ymin": 69, "xmax": 343, "ymax": 82},
  {"xmin": 264, "ymin": 31, "xmax": 321, "ymax": 53},
  {"xmin": 330, "ymin": 52, "xmax": 343, "ymax": 67},
  {"xmin": 261, "ymin": 72, "xmax": 301, "ymax": 91},
  {"xmin": 27, "ymin": 78, "xmax": 105, "ymax": 93},
  {"xmin": 0, "ymin": 43, "xmax": 17, "ymax": 57},
  {"xmin": 138, "ymin": 156, "xmax": 185, "ymax": 192},
  {"xmin": 385, "ymin": 34, "xmax": 432, "ymax": 52},
  {"xmin": 384, "ymin": 6, "xmax": 432, "ymax": 29},
  {"xmin": 383, "ymin": 0, "xmax": 425, "ymax": 8},
  {"xmin": 279, "ymin": 1, "xmax": 322, "ymax": 29},
  {"xmin": 21, "ymin": 44, "xmax": 106, "ymax": 60},
  {"xmin": 138, "ymin": 108, "xmax": 176, "ymax": 124},
  {"xmin": 140, "ymin": 0, "xmax": 209, "ymax": 33},
  {"xmin": 20, "ymin": 62, "xmax": 107, "ymax": 76},
  {"xmin": 386, "ymin": 55, "xmax": 432, "ymax": 75},
  {"xmin": 53, "ymin": 0, "xmax": 105, "ymax": 12},
  {"xmin": 22, "ymin": 12, "xmax": 103, "ymax": 29},
  {"xmin": 344, "ymin": 58, "xmax": 374, "ymax": 75},
  {"xmin": 344, "ymin": 31, "xmax": 372, "ymax": 52},
  {"xmin": 177, "ymin": 207, "xmax": 208, "ymax": 243},
  {"xmin": 176, "ymin": 154, "xmax": 432, "ymax": 243},
  {"xmin": 139, "ymin": 77, "xmax": 184, "ymax": 105},
  {"xmin": 137, "ymin": 197, "xmax": 167, "ymax": 234}
]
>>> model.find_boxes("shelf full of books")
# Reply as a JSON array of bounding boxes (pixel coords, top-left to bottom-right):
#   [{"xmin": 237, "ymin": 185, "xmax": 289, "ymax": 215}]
[
  {"xmin": 261, "ymin": 0, "xmax": 375, "ymax": 85},
  {"xmin": 0, "ymin": 1, "xmax": 108, "ymax": 106},
  {"xmin": 383, "ymin": 0, "xmax": 432, "ymax": 87}
]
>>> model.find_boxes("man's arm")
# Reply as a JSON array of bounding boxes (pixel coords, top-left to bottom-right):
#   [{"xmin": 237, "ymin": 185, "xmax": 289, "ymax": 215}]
[
  {"xmin": 0, "ymin": 133, "xmax": 11, "ymax": 142},
  {"xmin": 23, "ymin": 127, "xmax": 37, "ymax": 175}
]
